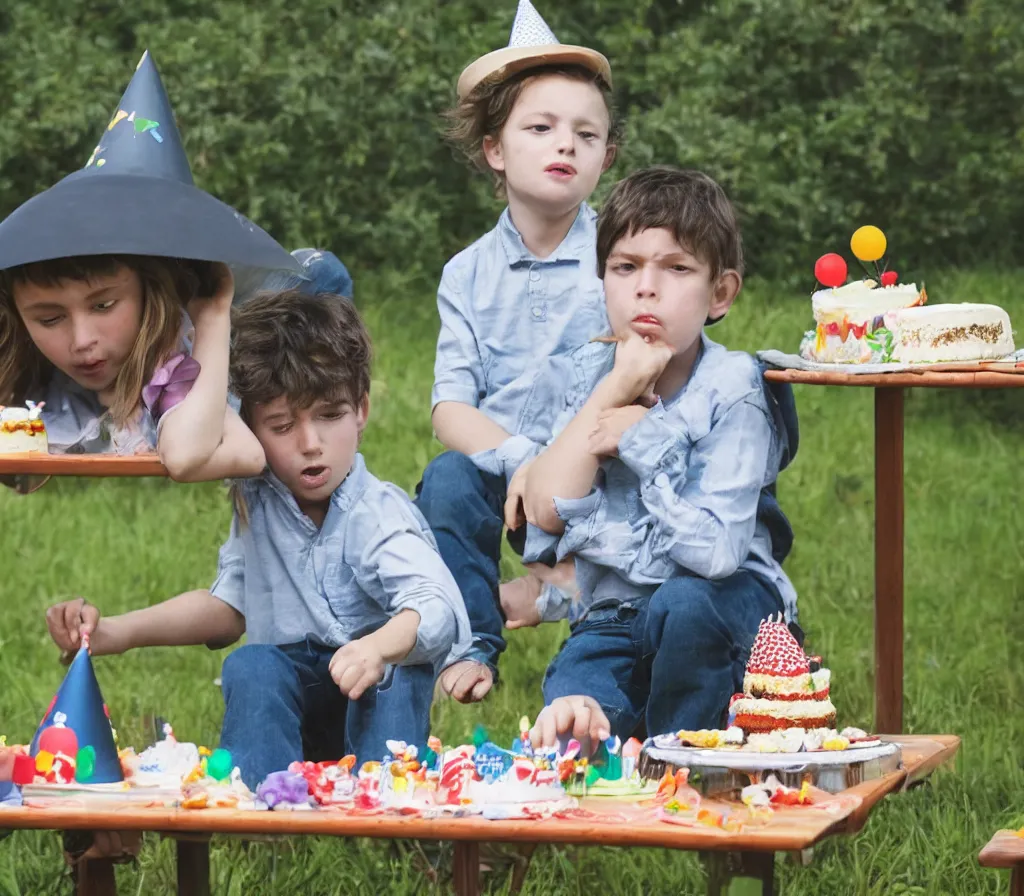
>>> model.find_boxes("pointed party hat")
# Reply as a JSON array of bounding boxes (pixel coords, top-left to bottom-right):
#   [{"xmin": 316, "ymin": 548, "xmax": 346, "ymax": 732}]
[
  {"xmin": 457, "ymin": 0, "xmax": 611, "ymax": 100},
  {"xmin": 0, "ymin": 51, "xmax": 300, "ymax": 279},
  {"xmin": 30, "ymin": 638, "xmax": 122, "ymax": 784}
]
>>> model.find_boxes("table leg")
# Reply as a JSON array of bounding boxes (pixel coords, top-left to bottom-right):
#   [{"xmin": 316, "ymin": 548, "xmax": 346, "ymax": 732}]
[
  {"xmin": 76, "ymin": 858, "xmax": 117, "ymax": 896},
  {"xmin": 874, "ymin": 386, "xmax": 905, "ymax": 734},
  {"xmin": 703, "ymin": 852, "xmax": 775, "ymax": 896},
  {"xmin": 176, "ymin": 838, "xmax": 211, "ymax": 896},
  {"xmin": 1011, "ymin": 865, "xmax": 1024, "ymax": 896},
  {"xmin": 452, "ymin": 841, "xmax": 480, "ymax": 896}
]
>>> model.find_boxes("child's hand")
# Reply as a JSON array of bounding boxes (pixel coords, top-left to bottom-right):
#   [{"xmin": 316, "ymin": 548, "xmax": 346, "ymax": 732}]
[
  {"xmin": 606, "ymin": 330, "xmax": 674, "ymax": 407},
  {"xmin": 329, "ymin": 638, "xmax": 386, "ymax": 700},
  {"xmin": 185, "ymin": 262, "xmax": 234, "ymax": 324},
  {"xmin": 46, "ymin": 598, "xmax": 99, "ymax": 660},
  {"xmin": 503, "ymin": 458, "xmax": 534, "ymax": 530},
  {"xmin": 588, "ymin": 405, "xmax": 649, "ymax": 457},
  {"xmin": 437, "ymin": 660, "xmax": 494, "ymax": 703},
  {"xmin": 530, "ymin": 696, "xmax": 611, "ymax": 752},
  {"xmin": 499, "ymin": 573, "xmax": 543, "ymax": 630}
]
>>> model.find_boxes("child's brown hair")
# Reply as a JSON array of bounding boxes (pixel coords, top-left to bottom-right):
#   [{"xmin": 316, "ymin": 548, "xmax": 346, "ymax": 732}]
[
  {"xmin": 596, "ymin": 167, "xmax": 744, "ymax": 281},
  {"xmin": 0, "ymin": 255, "xmax": 217, "ymax": 426},
  {"xmin": 229, "ymin": 289, "xmax": 372, "ymax": 426},
  {"xmin": 444, "ymin": 62, "xmax": 620, "ymax": 195}
]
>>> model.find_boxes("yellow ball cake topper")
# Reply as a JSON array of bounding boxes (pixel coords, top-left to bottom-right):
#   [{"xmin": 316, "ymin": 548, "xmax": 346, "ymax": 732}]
[{"xmin": 850, "ymin": 226, "xmax": 887, "ymax": 263}]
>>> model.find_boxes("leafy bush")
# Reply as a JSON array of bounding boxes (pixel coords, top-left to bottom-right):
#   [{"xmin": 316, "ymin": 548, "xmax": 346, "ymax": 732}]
[{"xmin": 0, "ymin": 0, "xmax": 1021, "ymax": 285}]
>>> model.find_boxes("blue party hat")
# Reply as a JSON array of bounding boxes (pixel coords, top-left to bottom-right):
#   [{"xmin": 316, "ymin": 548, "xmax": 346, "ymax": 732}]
[
  {"xmin": 0, "ymin": 51, "xmax": 300, "ymax": 278},
  {"xmin": 30, "ymin": 640, "xmax": 122, "ymax": 784}
]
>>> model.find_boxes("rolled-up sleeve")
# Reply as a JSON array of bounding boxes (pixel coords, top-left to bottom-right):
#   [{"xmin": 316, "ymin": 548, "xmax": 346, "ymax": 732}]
[
  {"xmin": 431, "ymin": 269, "xmax": 485, "ymax": 410},
  {"xmin": 353, "ymin": 492, "xmax": 472, "ymax": 670},
  {"xmin": 210, "ymin": 514, "xmax": 246, "ymax": 615},
  {"xmin": 617, "ymin": 398, "xmax": 773, "ymax": 580}
]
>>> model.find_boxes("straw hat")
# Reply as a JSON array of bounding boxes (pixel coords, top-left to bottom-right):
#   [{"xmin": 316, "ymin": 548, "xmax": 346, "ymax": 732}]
[
  {"xmin": 0, "ymin": 51, "xmax": 300, "ymax": 280},
  {"xmin": 457, "ymin": 0, "xmax": 611, "ymax": 100}
]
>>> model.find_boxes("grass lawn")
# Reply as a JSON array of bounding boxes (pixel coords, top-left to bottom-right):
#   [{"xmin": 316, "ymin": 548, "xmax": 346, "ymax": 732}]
[{"xmin": 2, "ymin": 268, "xmax": 1023, "ymax": 894}]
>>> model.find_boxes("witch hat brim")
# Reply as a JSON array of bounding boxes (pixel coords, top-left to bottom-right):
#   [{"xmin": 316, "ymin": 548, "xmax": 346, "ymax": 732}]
[
  {"xmin": 0, "ymin": 51, "xmax": 299, "ymax": 278},
  {"xmin": 457, "ymin": 44, "xmax": 611, "ymax": 100},
  {"xmin": 0, "ymin": 171, "xmax": 300, "ymax": 273},
  {"xmin": 30, "ymin": 645, "xmax": 123, "ymax": 784}
]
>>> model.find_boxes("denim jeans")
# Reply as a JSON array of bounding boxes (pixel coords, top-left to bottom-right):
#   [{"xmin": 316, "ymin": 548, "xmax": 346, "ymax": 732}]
[
  {"xmin": 415, "ymin": 451, "xmax": 526, "ymax": 676},
  {"xmin": 218, "ymin": 640, "xmax": 434, "ymax": 789},
  {"xmin": 542, "ymin": 570, "xmax": 785, "ymax": 739}
]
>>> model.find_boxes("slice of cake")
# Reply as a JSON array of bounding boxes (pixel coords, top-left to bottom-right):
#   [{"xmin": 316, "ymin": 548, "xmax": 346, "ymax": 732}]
[
  {"xmin": 0, "ymin": 402, "xmax": 48, "ymax": 454},
  {"xmin": 890, "ymin": 303, "xmax": 1014, "ymax": 363},
  {"xmin": 729, "ymin": 616, "xmax": 836, "ymax": 734}
]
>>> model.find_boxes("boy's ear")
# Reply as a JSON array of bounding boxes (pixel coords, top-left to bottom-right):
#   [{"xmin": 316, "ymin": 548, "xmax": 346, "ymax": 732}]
[
  {"xmin": 602, "ymin": 144, "xmax": 617, "ymax": 173},
  {"xmin": 482, "ymin": 135, "xmax": 505, "ymax": 173},
  {"xmin": 708, "ymin": 270, "xmax": 742, "ymax": 322},
  {"xmin": 357, "ymin": 394, "xmax": 371, "ymax": 432}
]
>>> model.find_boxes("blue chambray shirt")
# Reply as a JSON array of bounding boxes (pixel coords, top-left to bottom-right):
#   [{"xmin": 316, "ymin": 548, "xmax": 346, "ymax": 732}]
[
  {"xmin": 431, "ymin": 203, "xmax": 609, "ymax": 458},
  {"xmin": 210, "ymin": 453, "xmax": 473, "ymax": 672},
  {"xmin": 523, "ymin": 335, "xmax": 799, "ymax": 625}
]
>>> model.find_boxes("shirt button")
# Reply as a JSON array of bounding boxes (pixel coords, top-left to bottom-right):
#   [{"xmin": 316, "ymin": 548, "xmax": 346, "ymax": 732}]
[
  {"xmin": 529, "ymin": 271, "xmax": 541, "ymax": 282},
  {"xmin": 654, "ymin": 472, "xmax": 670, "ymax": 488},
  {"xmin": 532, "ymin": 307, "xmax": 543, "ymax": 318}
]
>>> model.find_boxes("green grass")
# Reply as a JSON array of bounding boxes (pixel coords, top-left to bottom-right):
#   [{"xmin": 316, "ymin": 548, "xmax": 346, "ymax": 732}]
[{"xmin": 2, "ymin": 268, "xmax": 1024, "ymax": 894}]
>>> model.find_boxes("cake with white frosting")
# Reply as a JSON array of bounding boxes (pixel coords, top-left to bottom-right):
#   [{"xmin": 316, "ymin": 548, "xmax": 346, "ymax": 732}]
[
  {"xmin": 889, "ymin": 303, "xmax": 1014, "ymax": 363},
  {"xmin": 0, "ymin": 402, "xmax": 47, "ymax": 454}
]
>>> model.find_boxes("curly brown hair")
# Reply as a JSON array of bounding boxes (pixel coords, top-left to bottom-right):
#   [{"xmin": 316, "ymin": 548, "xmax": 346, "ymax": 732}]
[
  {"xmin": 0, "ymin": 255, "xmax": 217, "ymax": 426},
  {"xmin": 443, "ymin": 62, "xmax": 620, "ymax": 195},
  {"xmin": 229, "ymin": 289, "xmax": 372, "ymax": 424},
  {"xmin": 596, "ymin": 167, "xmax": 744, "ymax": 281}
]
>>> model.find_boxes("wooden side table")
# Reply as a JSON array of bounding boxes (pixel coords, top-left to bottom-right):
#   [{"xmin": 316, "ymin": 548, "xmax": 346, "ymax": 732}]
[{"xmin": 763, "ymin": 366, "xmax": 1024, "ymax": 733}]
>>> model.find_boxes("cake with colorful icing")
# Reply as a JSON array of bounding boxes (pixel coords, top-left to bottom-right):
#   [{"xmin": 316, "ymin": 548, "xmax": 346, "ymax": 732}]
[
  {"xmin": 800, "ymin": 226, "xmax": 1014, "ymax": 364},
  {"xmin": 729, "ymin": 616, "xmax": 836, "ymax": 733},
  {"xmin": 0, "ymin": 402, "xmax": 47, "ymax": 454}
]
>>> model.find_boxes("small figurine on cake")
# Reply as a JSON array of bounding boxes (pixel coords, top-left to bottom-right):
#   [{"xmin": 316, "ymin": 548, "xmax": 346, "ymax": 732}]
[{"xmin": 800, "ymin": 226, "xmax": 1014, "ymax": 365}]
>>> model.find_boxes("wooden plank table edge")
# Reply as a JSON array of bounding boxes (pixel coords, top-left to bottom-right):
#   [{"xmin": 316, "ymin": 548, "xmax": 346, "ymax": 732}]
[
  {"xmin": 979, "ymin": 830, "xmax": 1024, "ymax": 869},
  {"xmin": 763, "ymin": 368, "xmax": 1024, "ymax": 388},
  {"xmin": 0, "ymin": 455, "xmax": 168, "ymax": 477}
]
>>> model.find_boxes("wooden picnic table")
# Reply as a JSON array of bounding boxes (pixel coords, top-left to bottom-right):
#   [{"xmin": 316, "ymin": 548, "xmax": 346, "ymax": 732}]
[
  {"xmin": 979, "ymin": 830, "xmax": 1024, "ymax": 896},
  {"xmin": 762, "ymin": 365, "xmax": 1024, "ymax": 733},
  {"xmin": 0, "ymin": 735, "xmax": 959, "ymax": 896}
]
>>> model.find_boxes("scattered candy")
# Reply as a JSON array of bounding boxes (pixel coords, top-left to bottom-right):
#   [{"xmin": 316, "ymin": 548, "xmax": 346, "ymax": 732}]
[
  {"xmin": 76, "ymin": 745, "xmax": 96, "ymax": 782},
  {"xmin": 12, "ymin": 753, "xmax": 35, "ymax": 785},
  {"xmin": 206, "ymin": 748, "xmax": 233, "ymax": 781}
]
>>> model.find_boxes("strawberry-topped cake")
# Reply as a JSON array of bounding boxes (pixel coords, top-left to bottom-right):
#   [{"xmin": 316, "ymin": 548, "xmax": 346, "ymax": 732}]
[{"xmin": 729, "ymin": 616, "xmax": 836, "ymax": 733}]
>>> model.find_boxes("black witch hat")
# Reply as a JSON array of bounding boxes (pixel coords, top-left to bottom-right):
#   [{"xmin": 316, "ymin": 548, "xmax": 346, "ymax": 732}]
[{"xmin": 0, "ymin": 51, "xmax": 300, "ymax": 278}]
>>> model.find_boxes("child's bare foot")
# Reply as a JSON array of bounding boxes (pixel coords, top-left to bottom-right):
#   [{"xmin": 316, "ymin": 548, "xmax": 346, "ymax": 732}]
[
  {"xmin": 499, "ymin": 574, "xmax": 542, "ymax": 630},
  {"xmin": 437, "ymin": 660, "xmax": 494, "ymax": 703}
]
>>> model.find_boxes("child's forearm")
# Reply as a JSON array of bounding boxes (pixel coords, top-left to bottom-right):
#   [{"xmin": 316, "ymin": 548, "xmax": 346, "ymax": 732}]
[
  {"xmin": 362, "ymin": 609, "xmax": 421, "ymax": 664},
  {"xmin": 167, "ymin": 408, "xmax": 266, "ymax": 483},
  {"xmin": 158, "ymin": 311, "xmax": 232, "ymax": 480},
  {"xmin": 524, "ymin": 378, "xmax": 622, "ymax": 532},
  {"xmin": 431, "ymin": 402, "xmax": 511, "ymax": 456},
  {"xmin": 92, "ymin": 590, "xmax": 245, "ymax": 656}
]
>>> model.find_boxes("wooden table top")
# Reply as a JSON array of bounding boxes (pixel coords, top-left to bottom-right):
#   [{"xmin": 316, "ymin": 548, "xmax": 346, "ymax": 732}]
[
  {"xmin": 979, "ymin": 829, "xmax": 1024, "ymax": 869},
  {"xmin": 0, "ymin": 735, "xmax": 959, "ymax": 853},
  {"xmin": 0, "ymin": 454, "xmax": 168, "ymax": 477},
  {"xmin": 763, "ymin": 365, "xmax": 1024, "ymax": 389}
]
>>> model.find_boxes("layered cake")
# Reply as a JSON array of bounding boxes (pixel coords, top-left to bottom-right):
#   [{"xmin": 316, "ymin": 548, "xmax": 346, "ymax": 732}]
[
  {"xmin": 0, "ymin": 402, "xmax": 47, "ymax": 454},
  {"xmin": 800, "ymin": 227, "xmax": 1015, "ymax": 364},
  {"xmin": 729, "ymin": 616, "xmax": 836, "ymax": 733}
]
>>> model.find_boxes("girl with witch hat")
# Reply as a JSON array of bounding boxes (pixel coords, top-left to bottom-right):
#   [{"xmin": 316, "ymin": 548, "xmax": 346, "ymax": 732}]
[{"xmin": 0, "ymin": 51, "xmax": 302, "ymax": 491}]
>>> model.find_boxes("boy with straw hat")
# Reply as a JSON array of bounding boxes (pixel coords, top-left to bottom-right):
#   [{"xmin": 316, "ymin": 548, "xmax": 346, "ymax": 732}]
[{"xmin": 416, "ymin": 0, "xmax": 617, "ymax": 703}]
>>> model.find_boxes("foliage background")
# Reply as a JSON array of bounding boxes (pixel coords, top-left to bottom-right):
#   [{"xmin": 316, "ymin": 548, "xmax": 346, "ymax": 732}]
[{"xmin": 1, "ymin": 0, "xmax": 1022, "ymax": 283}]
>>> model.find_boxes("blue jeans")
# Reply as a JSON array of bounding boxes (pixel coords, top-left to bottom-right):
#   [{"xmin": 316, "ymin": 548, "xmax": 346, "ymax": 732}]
[
  {"xmin": 218, "ymin": 641, "xmax": 434, "ymax": 789},
  {"xmin": 415, "ymin": 451, "xmax": 526, "ymax": 676},
  {"xmin": 542, "ymin": 570, "xmax": 785, "ymax": 738}
]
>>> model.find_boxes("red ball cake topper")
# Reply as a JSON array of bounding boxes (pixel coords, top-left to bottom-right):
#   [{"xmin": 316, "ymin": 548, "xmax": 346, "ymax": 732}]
[
  {"xmin": 880, "ymin": 270, "xmax": 898, "ymax": 287},
  {"xmin": 814, "ymin": 253, "xmax": 847, "ymax": 289}
]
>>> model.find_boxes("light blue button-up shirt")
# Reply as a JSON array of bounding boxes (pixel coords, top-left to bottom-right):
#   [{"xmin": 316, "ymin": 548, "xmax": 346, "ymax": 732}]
[
  {"xmin": 431, "ymin": 203, "xmax": 609, "ymax": 450},
  {"xmin": 523, "ymin": 335, "xmax": 798, "ymax": 624},
  {"xmin": 211, "ymin": 453, "xmax": 472, "ymax": 672}
]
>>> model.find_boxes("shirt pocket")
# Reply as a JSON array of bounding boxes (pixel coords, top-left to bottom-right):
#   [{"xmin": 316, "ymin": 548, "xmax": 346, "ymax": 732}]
[{"xmin": 320, "ymin": 558, "xmax": 362, "ymax": 620}]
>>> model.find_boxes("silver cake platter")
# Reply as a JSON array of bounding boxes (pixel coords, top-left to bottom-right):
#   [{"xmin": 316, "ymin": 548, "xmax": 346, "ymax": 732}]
[{"xmin": 638, "ymin": 736, "xmax": 902, "ymax": 796}]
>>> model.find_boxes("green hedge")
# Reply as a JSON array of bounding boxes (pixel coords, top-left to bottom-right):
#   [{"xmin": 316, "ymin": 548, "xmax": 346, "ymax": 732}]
[{"xmin": 0, "ymin": 0, "xmax": 1021, "ymax": 284}]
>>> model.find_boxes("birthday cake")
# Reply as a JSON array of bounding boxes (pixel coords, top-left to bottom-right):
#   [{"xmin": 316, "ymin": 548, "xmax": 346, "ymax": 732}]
[
  {"xmin": 0, "ymin": 402, "xmax": 47, "ymax": 454},
  {"xmin": 800, "ymin": 227, "xmax": 1014, "ymax": 364},
  {"xmin": 729, "ymin": 616, "xmax": 836, "ymax": 733}
]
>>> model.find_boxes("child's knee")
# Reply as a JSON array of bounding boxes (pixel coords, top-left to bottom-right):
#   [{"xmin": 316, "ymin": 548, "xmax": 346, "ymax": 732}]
[
  {"xmin": 220, "ymin": 644, "xmax": 293, "ymax": 697},
  {"xmin": 417, "ymin": 451, "xmax": 488, "ymax": 518}
]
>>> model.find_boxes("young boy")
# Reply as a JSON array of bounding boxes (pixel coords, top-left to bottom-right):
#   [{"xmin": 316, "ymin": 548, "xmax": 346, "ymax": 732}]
[
  {"xmin": 45, "ymin": 290, "xmax": 472, "ymax": 787},
  {"xmin": 516, "ymin": 167, "xmax": 799, "ymax": 749},
  {"xmin": 416, "ymin": 0, "xmax": 618, "ymax": 703}
]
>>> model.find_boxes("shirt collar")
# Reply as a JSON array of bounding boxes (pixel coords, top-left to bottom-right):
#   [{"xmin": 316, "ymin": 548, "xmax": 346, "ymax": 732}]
[{"xmin": 497, "ymin": 202, "xmax": 596, "ymax": 266}]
